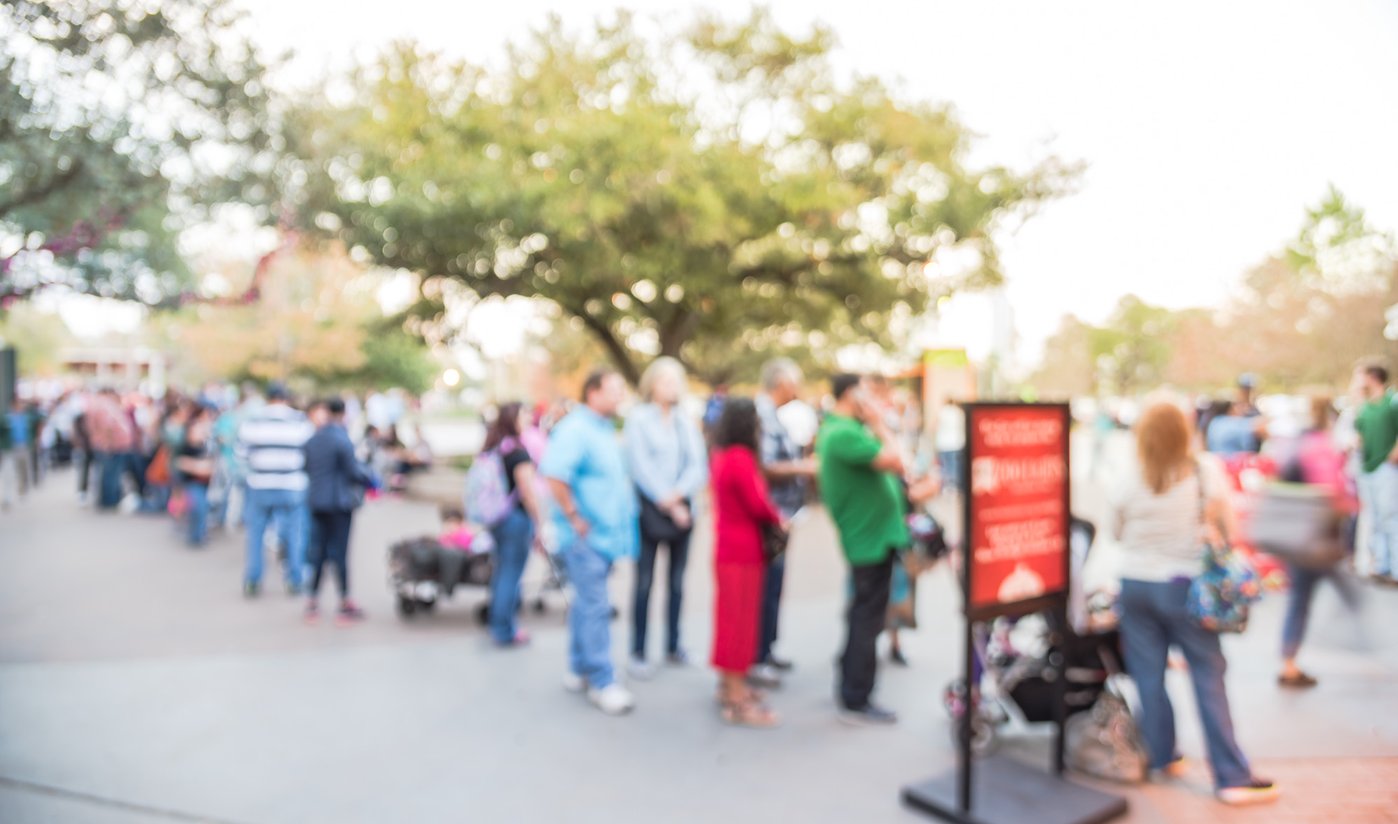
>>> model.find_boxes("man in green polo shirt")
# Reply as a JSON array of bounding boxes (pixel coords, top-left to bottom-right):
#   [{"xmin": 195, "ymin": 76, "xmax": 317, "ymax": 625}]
[
  {"xmin": 1354, "ymin": 362, "xmax": 1398, "ymax": 582},
  {"xmin": 817, "ymin": 373, "xmax": 908, "ymax": 724}
]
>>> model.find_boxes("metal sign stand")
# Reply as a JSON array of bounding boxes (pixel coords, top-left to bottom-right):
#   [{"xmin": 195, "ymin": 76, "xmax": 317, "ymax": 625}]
[{"xmin": 902, "ymin": 403, "xmax": 1127, "ymax": 824}]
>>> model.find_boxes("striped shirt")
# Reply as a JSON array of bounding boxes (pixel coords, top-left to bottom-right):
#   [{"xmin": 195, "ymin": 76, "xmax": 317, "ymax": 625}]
[{"xmin": 237, "ymin": 404, "xmax": 314, "ymax": 491}]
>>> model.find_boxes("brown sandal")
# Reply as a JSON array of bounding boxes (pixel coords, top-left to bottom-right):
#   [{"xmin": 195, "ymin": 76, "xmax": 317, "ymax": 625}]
[{"xmin": 721, "ymin": 699, "xmax": 780, "ymax": 729}]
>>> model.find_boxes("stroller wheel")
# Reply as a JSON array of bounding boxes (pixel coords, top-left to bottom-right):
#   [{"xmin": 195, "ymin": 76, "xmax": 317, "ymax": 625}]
[
  {"xmin": 417, "ymin": 598, "xmax": 437, "ymax": 614},
  {"xmin": 948, "ymin": 714, "xmax": 998, "ymax": 756},
  {"xmin": 396, "ymin": 595, "xmax": 417, "ymax": 619}
]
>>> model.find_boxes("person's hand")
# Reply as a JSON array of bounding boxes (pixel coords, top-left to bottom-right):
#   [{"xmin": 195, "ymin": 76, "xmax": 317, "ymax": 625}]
[
  {"xmin": 797, "ymin": 457, "xmax": 819, "ymax": 476},
  {"xmin": 671, "ymin": 501, "xmax": 693, "ymax": 531},
  {"xmin": 659, "ymin": 492, "xmax": 682, "ymax": 510},
  {"xmin": 568, "ymin": 512, "xmax": 591, "ymax": 537}
]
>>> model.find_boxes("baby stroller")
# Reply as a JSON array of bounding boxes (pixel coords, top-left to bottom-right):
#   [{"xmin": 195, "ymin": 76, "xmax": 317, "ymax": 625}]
[
  {"xmin": 387, "ymin": 531, "xmax": 569, "ymax": 622},
  {"xmin": 942, "ymin": 517, "xmax": 1124, "ymax": 754}
]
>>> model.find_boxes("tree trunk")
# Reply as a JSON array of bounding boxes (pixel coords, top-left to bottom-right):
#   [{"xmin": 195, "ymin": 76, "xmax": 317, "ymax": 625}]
[{"xmin": 571, "ymin": 307, "xmax": 642, "ymax": 386}]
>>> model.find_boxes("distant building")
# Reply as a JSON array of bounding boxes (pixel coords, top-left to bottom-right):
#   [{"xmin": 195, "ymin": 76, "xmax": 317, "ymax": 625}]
[{"xmin": 60, "ymin": 346, "xmax": 167, "ymax": 394}]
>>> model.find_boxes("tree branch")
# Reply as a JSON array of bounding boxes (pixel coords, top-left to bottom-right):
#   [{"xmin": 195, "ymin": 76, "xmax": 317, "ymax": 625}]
[
  {"xmin": 561, "ymin": 301, "xmax": 642, "ymax": 386},
  {"xmin": 0, "ymin": 158, "xmax": 86, "ymax": 219}
]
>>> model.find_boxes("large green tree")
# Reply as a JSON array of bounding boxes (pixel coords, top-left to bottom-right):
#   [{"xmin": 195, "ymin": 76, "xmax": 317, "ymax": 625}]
[
  {"xmin": 0, "ymin": 0, "xmax": 277, "ymax": 305},
  {"xmin": 291, "ymin": 10, "xmax": 1074, "ymax": 384}
]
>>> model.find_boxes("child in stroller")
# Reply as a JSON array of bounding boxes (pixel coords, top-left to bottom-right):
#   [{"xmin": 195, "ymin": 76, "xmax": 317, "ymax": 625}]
[
  {"xmin": 388, "ymin": 506, "xmax": 567, "ymax": 621},
  {"xmin": 943, "ymin": 517, "xmax": 1124, "ymax": 754}
]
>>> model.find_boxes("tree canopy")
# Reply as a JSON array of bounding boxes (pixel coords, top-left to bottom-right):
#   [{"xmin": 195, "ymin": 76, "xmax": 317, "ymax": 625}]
[
  {"xmin": 291, "ymin": 9, "xmax": 1074, "ymax": 384},
  {"xmin": 1029, "ymin": 187, "xmax": 1398, "ymax": 397},
  {"xmin": 0, "ymin": 0, "xmax": 277, "ymax": 305}
]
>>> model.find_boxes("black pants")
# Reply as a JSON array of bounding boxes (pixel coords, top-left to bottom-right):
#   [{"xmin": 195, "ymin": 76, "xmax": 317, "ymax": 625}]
[
  {"xmin": 77, "ymin": 449, "xmax": 94, "ymax": 495},
  {"xmin": 632, "ymin": 529, "xmax": 692, "ymax": 658},
  {"xmin": 757, "ymin": 553, "xmax": 786, "ymax": 663},
  {"xmin": 309, "ymin": 510, "xmax": 354, "ymax": 599},
  {"xmin": 839, "ymin": 553, "xmax": 894, "ymax": 710}
]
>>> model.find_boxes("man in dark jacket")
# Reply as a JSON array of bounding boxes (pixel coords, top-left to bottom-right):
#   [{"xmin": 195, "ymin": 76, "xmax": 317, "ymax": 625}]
[{"xmin": 302, "ymin": 398, "xmax": 374, "ymax": 624}]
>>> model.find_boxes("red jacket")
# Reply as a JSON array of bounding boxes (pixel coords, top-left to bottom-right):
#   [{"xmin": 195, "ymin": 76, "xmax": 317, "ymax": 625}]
[{"xmin": 711, "ymin": 445, "xmax": 782, "ymax": 565}]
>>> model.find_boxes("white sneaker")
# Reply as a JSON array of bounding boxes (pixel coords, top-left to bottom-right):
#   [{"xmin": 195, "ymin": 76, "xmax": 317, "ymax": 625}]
[
  {"xmin": 562, "ymin": 672, "xmax": 587, "ymax": 694},
  {"xmin": 587, "ymin": 683, "xmax": 636, "ymax": 715},
  {"xmin": 628, "ymin": 657, "xmax": 657, "ymax": 681},
  {"xmin": 748, "ymin": 663, "xmax": 783, "ymax": 689}
]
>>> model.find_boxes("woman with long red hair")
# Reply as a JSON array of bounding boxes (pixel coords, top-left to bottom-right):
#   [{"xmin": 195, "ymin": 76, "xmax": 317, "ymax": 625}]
[{"xmin": 1111, "ymin": 399, "xmax": 1276, "ymax": 806}]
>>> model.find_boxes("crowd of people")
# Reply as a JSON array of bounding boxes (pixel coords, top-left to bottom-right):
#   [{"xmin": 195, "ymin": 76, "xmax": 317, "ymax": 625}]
[
  {"xmin": 478, "ymin": 357, "xmax": 942, "ymax": 727},
  {"xmin": 0, "ymin": 382, "xmax": 436, "ymax": 624},
  {"xmin": 5, "ymin": 352, "xmax": 1392, "ymax": 810}
]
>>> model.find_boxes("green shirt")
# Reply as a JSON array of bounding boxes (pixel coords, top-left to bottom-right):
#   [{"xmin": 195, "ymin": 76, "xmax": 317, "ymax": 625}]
[
  {"xmin": 1356, "ymin": 390, "xmax": 1398, "ymax": 474},
  {"xmin": 816, "ymin": 413, "xmax": 908, "ymax": 566}
]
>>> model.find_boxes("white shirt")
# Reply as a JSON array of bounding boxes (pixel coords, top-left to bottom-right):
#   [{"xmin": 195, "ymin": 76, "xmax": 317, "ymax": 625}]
[{"xmin": 1111, "ymin": 454, "xmax": 1229, "ymax": 583}]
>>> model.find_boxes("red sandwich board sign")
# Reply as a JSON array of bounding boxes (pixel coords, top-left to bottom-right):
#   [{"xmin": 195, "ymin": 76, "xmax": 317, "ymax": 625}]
[
  {"xmin": 966, "ymin": 403, "xmax": 1070, "ymax": 619},
  {"xmin": 902, "ymin": 401, "xmax": 1127, "ymax": 824}
]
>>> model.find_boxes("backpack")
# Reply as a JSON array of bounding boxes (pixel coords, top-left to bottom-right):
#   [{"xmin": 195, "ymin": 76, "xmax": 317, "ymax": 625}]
[{"xmin": 463, "ymin": 440, "xmax": 518, "ymax": 527}]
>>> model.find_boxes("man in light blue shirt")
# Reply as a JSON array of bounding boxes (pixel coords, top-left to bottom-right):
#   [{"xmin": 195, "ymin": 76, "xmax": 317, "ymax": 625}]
[{"xmin": 541, "ymin": 368, "xmax": 640, "ymax": 715}]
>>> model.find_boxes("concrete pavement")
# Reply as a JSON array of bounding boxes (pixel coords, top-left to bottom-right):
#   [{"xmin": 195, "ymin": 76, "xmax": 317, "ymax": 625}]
[{"xmin": 0, "ymin": 462, "xmax": 1396, "ymax": 824}]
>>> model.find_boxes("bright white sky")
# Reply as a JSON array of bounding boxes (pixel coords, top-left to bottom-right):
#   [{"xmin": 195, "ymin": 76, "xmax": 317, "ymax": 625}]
[{"xmin": 90, "ymin": 0, "xmax": 1398, "ymax": 366}]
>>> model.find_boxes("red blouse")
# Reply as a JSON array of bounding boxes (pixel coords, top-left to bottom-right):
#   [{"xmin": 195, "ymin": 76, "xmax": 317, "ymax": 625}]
[{"xmin": 711, "ymin": 445, "xmax": 782, "ymax": 565}]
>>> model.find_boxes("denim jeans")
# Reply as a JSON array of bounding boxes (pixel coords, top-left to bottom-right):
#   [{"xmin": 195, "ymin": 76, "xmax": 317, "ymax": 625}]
[
  {"xmin": 184, "ymin": 483, "xmax": 210, "ymax": 546},
  {"xmin": 757, "ymin": 552, "xmax": 786, "ymax": 663},
  {"xmin": 244, "ymin": 487, "xmax": 308, "ymax": 588},
  {"xmin": 1358, "ymin": 463, "xmax": 1398, "ymax": 576},
  {"xmin": 96, "ymin": 451, "xmax": 125, "ymax": 509},
  {"xmin": 1282, "ymin": 562, "xmax": 1360, "ymax": 659},
  {"xmin": 1117, "ymin": 579, "xmax": 1252, "ymax": 789},
  {"xmin": 563, "ymin": 538, "xmax": 616, "ymax": 688},
  {"xmin": 488, "ymin": 508, "xmax": 534, "ymax": 644},
  {"xmin": 631, "ymin": 529, "xmax": 691, "ymax": 658}
]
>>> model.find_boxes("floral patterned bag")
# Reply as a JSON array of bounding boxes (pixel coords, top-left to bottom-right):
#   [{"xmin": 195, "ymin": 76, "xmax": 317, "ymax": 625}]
[{"xmin": 1185, "ymin": 461, "xmax": 1262, "ymax": 633}]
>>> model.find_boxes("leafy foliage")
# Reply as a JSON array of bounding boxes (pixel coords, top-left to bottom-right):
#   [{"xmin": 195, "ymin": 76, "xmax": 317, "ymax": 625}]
[
  {"xmin": 0, "ymin": 0, "xmax": 278, "ymax": 304},
  {"xmin": 156, "ymin": 245, "xmax": 435, "ymax": 392},
  {"xmin": 1030, "ymin": 188, "xmax": 1398, "ymax": 396},
  {"xmin": 290, "ymin": 10, "xmax": 1074, "ymax": 384}
]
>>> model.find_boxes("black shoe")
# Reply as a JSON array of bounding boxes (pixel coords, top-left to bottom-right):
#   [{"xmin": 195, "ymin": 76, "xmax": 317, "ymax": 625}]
[
  {"xmin": 839, "ymin": 703, "xmax": 898, "ymax": 726},
  {"xmin": 765, "ymin": 655, "xmax": 794, "ymax": 672},
  {"xmin": 889, "ymin": 647, "xmax": 909, "ymax": 667}
]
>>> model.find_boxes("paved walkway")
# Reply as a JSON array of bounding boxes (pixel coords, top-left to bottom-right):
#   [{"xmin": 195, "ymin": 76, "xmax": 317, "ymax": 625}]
[{"xmin": 0, "ymin": 461, "xmax": 1395, "ymax": 823}]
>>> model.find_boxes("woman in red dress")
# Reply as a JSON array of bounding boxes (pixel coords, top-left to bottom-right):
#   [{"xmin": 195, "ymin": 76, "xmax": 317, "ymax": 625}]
[{"xmin": 710, "ymin": 398, "xmax": 786, "ymax": 727}]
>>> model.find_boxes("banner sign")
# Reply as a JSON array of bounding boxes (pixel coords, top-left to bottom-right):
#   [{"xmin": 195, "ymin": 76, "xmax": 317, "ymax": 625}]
[{"xmin": 965, "ymin": 403, "xmax": 1070, "ymax": 617}]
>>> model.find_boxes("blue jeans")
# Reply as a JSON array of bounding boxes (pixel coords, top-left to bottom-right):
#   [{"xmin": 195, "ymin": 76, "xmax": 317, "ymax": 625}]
[
  {"xmin": 938, "ymin": 450, "xmax": 962, "ymax": 491},
  {"xmin": 244, "ymin": 487, "xmax": 308, "ymax": 588},
  {"xmin": 563, "ymin": 538, "xmax": 616, "ymax": 688},
  {"xmin": 1117, "ymin": 579, "xmax": 1252, "ymax": 790},
  {"xmin": 1358, "ymin": 464, "xmax": 1398, "ymax": 576},
  {"xmin": 184, "ymin": 483, "xmax": 210, "ymax": 546},
  {"xmin": 488, "ymin": 508, "xmax": 534, "ymax": 644},
  {"xmin": 96, "ymin": 451, "xmax": 125, "ymax": 509},
  {"xmin": 1282, "ymin": 562, "xmax": 1359, "ymax": 659},
  {"xmin": 631, "ymin": 529, "xmax": 691, "ymax": 658}
]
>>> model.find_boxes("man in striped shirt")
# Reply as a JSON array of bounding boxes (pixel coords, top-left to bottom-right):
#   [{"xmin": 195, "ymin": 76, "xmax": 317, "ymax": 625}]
[{"xmin": 237, "ymin": 384, "xmax": 314, "ymax": 598}]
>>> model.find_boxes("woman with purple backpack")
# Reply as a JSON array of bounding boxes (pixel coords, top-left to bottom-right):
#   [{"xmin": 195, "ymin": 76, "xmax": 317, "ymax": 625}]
[{"xmin": 477, "ymin": 402, "xmax": 547, "ymax": 648}]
